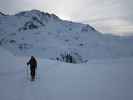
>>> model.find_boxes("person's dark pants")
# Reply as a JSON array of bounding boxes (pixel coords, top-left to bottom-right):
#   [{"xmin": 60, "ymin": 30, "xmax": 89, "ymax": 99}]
[{"xmin": 30, "ymin": 66, "xmax": 36, "ymax": 80}]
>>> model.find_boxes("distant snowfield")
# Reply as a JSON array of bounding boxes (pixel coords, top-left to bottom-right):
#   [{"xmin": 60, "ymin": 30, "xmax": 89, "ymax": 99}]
[{"xmin": 0, "ymin": 47, "xmax": 133, "ymax": 100}]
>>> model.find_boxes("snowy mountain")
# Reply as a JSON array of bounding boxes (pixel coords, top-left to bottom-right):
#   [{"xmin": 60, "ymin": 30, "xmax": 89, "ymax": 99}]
[
  {"xmin": 0, "ymin": 9, "xmax": 133, "ymax": 63},
  {"xmin": 0, "ymin": 12, "xmax": 6, "ymax": 16}
]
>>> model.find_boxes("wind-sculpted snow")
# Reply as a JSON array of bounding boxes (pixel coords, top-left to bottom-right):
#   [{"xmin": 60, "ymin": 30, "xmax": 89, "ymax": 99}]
[{"xmin": 0, "ymin": 10, "xmax": 133, "ymax": 63}]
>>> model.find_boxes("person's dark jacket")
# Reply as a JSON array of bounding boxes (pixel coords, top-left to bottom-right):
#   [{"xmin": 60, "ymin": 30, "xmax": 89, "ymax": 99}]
[{"xmin": 27, "ymin": 56, "xmax": 37, "ymax": 69}]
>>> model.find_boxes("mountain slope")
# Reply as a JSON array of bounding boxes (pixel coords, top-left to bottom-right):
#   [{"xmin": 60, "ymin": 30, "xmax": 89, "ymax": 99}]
[{"xmin": 0, "ymin": 10, "xmax": 133, "ymax": 63}]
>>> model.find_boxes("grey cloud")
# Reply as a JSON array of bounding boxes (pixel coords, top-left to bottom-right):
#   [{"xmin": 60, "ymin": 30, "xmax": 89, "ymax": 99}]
[{"xmin": 0, "ymin": 0, "xmax": 132, "ymax": 35}]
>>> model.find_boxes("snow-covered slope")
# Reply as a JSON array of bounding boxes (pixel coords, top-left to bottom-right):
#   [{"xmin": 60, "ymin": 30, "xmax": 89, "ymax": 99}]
[
  {"xmin": 0, "ymin": 10, "xmax": 133, "ymax": 63},
  {"xmin": 0, "ymin": 46, "xmax": 133, "ymax": 100}
]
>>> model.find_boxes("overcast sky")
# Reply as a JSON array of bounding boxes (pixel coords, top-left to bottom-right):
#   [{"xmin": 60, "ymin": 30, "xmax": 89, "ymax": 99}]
[{"xmin": 0, "ymin": 0, "xmax": 133, "ymax": 36}]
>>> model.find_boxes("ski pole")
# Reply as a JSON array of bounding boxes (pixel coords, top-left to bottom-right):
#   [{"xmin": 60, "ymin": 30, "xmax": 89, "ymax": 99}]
[{"xmin": 26, "ymin": 64, "xmax": 29, "ymax": 80}]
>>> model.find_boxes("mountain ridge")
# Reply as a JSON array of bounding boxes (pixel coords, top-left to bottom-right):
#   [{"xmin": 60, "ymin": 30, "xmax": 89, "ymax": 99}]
[{"xmin": 0, "ymin": 9, "xmax": 133, "ymax": 63}]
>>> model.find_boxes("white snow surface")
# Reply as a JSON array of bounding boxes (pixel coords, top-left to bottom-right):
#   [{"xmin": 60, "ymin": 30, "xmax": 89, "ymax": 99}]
[
  {"xmin": 0, "ymin": 10, "xmax": 133, "ymax": 63},
  {"xmin": 0, "ymin": 47, "xmax": 133, "ymax": 100}
]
